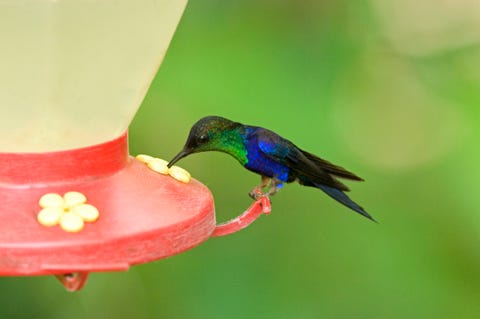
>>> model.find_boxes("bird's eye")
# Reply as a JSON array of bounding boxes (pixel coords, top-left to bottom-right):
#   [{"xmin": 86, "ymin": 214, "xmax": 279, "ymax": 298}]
[{"xmin": 197, "ymin": 134, "xmax": 209, "ymax": 144}]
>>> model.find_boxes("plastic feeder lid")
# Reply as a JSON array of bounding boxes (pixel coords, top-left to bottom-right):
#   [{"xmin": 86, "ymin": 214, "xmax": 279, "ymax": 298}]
[{"xmin": 0, "ymin": 132, "xmax": 215, "ymax": 287}]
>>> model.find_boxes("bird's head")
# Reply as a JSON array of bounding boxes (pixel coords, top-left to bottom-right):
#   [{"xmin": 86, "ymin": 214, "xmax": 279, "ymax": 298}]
[{"xmin": 168, "ymin": 116, "xmax": 243, "ymax": 167}]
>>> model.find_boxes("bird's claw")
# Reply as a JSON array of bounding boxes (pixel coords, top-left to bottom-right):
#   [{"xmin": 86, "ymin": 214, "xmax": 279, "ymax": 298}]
[
  {"xmin": 249, "ymin": 188, "xmax": 267, "ymax": 200},
  {"xmin": 247, "ymin": 189, "xmax": 271, "ymax": 214}
]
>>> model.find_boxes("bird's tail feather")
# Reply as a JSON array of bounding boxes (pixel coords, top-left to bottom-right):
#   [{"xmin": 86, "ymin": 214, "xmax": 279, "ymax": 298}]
[
  {"xmin": 315, "ymin": 183, "xmax": 375, "ymax": 222},
  {"xmin": 302, "ymin": 150, "xmax": 364, "ymax": 181}
]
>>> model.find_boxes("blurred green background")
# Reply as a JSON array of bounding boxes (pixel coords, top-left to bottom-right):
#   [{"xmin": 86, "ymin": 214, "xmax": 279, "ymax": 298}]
[{"xmin": 3, "ymin": 0, "xmax": 480, "ymax": 318}]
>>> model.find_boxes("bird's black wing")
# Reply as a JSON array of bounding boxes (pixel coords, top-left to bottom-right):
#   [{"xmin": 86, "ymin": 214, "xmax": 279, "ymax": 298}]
[
  {"xmin": 253, "ymin": 128, "xmax": 351, "ymax": 191},
  {"xmin": 301, "ymin": 150, "xmax": 364, "ymax": 181}
]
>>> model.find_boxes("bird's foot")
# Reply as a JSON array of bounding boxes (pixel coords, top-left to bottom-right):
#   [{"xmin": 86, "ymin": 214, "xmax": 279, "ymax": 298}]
[
  {"xmin": 249, "ymin": 178, "xmax": 282, "ymax": 200},
  {"xmin": 248, "ymin": 176, "xmax": 272, "ymax": 199},
  {"xmin": 248, "ymin": 188, "xmax": 266, "ymax": 200},
  {"xmin": 247, "ymin": 189, "xmax": 271, "ymax": 214}
]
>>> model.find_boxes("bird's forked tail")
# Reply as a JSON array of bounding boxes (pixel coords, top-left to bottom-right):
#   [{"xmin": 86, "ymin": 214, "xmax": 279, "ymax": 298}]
[{"xmin": 315, "ymin": 183, "xmax": 375, "ymax": 222}]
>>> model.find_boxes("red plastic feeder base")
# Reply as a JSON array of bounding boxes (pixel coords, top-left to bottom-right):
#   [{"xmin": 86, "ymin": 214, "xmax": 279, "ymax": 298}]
[
  {"xmin": 212, "ymin": 195, "xmax": 271, "ymax": 237},
  {"xmin": 0, "ymin": 132, "xmax": 271, "ymax": 291},
  {"xmin": 0, "ymin": 132, "xmax": 215, "ymax": 290}
]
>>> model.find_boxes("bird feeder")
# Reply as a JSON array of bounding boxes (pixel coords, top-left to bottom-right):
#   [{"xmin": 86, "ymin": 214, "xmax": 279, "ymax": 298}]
[{"xmin": 0, "ymin": 0, "xmax": 270, "ymax": 291}]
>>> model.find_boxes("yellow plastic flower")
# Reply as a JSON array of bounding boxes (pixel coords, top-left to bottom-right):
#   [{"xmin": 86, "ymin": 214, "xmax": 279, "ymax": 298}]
[
  {"xmin": 37, "ymin": 191, "xmax": 99, "ymax": 233},
  {"xmin": 136, "ymin": 154, "xmax": 191, "ymax": 183}
]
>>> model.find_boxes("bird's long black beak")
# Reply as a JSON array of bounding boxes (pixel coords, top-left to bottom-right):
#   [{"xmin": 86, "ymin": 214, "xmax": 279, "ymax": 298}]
[{"xmin": 167, "ymin": 149, "xmax": 190, "ymax": 168}]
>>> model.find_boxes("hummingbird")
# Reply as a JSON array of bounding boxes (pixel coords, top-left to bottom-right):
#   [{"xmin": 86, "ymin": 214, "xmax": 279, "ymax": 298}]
[{"xmin": 168, "ymin": 116, "xmax": 374, "ymax": 221}]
